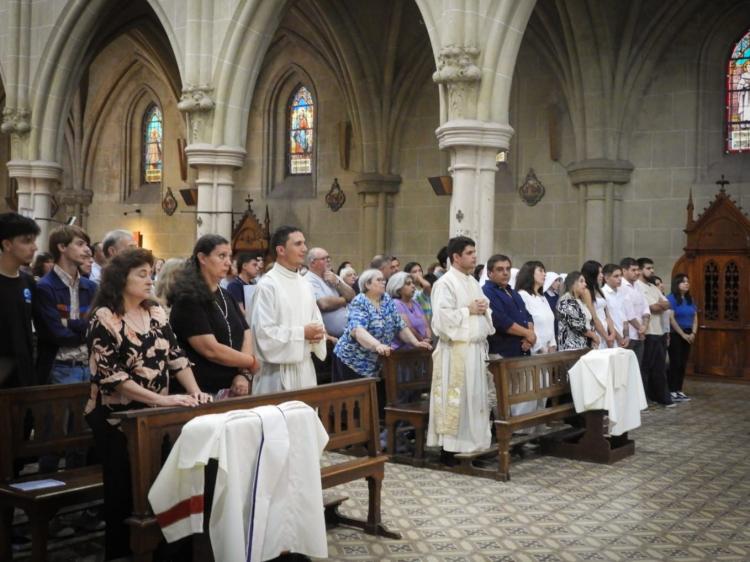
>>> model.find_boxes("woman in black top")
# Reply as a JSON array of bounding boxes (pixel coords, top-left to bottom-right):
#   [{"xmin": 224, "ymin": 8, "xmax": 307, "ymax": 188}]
[{"xmin": 168, "ymin": 235, "xmax": 259, "ymax": 395}]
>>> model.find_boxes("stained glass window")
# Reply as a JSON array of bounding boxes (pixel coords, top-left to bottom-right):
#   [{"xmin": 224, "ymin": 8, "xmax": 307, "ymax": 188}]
[
  {"xmin": 143, "ymin": 105, "xmax": 163, "ymax": 183},
  {"xmin": 288, "ymin": 86, "xmax": 314, "ymax": 175},
  {"xmin": 727, "ymin": 30, "xmax": 750, "ymax": 152}
]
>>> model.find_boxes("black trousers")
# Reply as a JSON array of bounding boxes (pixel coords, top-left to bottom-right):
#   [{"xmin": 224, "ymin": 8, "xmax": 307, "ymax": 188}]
[
  {"xmin": 667, "ymin": 329, "xmax": 692, "ymax": 392},
  {"xmin": 87, "ymin": 411, "xmax": 132, "ymax": 561},
  {"xmin": 642, "ymin": 335, "xmax": 671, "ymax": 404},
  {"xmin": 628, "ymin": 339, "xmax": 644, "ymax": 366}
]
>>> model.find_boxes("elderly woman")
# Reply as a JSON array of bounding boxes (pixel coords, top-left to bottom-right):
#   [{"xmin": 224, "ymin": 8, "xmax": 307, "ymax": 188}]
[
  {"xmin": 85, "ymin": 248, "xmax": 211, "ymax": 560},
  {"xmin": 557, "ymin": 271, "xmax": 600, "ymax": 351},
  {"xmin": 387, "ymin": 272, "xmax": 431, "ymax": 349},
  {"xmin": 339, "ymin": 265, "xmax": 359, "ymax": 293},
  {"xmin": 333, "ymin": 269, "xmax": 431, "ymax": 384},
  {"xmin": 168, "ymin": 235, "xmax": 259, "ymax": 396},
  {"xmin": 404, "ymin": 261, "xmax": 432, "ymax": 322}
]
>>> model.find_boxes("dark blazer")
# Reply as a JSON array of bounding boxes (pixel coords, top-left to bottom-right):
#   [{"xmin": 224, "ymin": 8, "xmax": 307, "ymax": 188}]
[
  {"xmin": 483, "ymin": 281, "xmax": 533, "ymax": 357},
  {"xmin": 33, "ymin": 269, "xmax": 97, "ymax": 383}
]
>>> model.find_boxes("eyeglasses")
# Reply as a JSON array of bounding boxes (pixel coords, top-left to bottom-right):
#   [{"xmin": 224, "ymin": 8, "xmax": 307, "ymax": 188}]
[{"xmin": 314, "ymin": 256, "xmax": 331, "ymax": 261}]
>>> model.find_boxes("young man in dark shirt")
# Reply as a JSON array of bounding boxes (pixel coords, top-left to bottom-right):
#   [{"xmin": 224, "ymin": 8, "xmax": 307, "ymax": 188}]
[{"xmin": 0, "ymin": 212, "xmax": 40, "ymax": 387}]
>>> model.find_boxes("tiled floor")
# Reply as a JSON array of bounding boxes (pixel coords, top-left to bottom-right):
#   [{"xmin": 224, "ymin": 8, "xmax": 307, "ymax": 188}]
[{"xmin": 26, "ymin": 379, "xmax": 750, "ymax": 561}]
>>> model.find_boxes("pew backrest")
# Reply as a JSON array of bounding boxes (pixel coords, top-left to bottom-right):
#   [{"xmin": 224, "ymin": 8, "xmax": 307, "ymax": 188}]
[
  {"xmin": 381, "ymin": 348, "xmax": 432, "ymax": 406},
  {"xmin": 0, "ymin": 382, "xmax": 93, "ymax": 480},
  {"xmin": 489, "ymin": 349, "xmax": 588, "ymax": 420},
  {"xmin": 112, "ymin": 378, "xmax": 380, "ymax": 519}
]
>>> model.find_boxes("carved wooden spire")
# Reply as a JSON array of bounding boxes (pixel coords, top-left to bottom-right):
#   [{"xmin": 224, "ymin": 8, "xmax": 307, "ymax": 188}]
[{"xmin": 686, "ymin": 187, "xmax": 694, "ymax": 227}]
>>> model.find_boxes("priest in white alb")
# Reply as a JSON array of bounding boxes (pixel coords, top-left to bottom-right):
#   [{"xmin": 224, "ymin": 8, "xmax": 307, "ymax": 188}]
[
  {"xmin": 250, "ymin": 226, "xmax": 326, "ymax": 393},
  {"xmin": 427, "ymin": 236, "xmax": 495, "ymax": 454}
]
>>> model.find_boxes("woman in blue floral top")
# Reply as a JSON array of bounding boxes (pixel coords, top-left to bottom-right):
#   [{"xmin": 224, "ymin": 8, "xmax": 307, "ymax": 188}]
[{"xmin": 333, "ymin": 269, "xmax": 431, "ymax": 383}]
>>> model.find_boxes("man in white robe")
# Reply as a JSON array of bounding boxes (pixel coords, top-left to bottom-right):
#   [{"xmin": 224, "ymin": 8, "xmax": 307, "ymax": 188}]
[
  {"xmin": 251, "ymin": 226, "xmax": 326, "ymax": 393},
  {"xmin": 427, "ymin": 236, "xmax": 495, "ymax": 454}
]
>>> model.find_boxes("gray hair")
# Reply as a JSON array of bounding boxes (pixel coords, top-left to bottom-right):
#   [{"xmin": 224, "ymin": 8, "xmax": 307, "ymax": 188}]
[
  {"xmin": 102, "ymin": 229, "xmax": 134, "ymax": 257},
  {"xmin": 386, "ymin": 271, "xmax": 410, "ymax": 299},
  {"xmin": 306, "ymin": 247, "xmax": 325, "ymax": 266},
  {"xmin": 340, "ymin": 266, "xmax": 356, "ymax": 279},
  {"xmin": 154, "ymin": 258, "xmax": 185, "ymax": 306},
  {"xmin": 369, "ymin": 254, "xmax": 391, "ymax": 270},
  {"xmin": 358, "ymin": 268, "xmax": 383, "ymax": 293}
]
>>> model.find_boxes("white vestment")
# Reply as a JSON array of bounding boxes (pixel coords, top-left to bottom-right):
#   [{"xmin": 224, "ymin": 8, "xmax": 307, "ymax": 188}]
[
  {"xmin": 251, "ymin": 263, "xmax": 326, "ymax": 393},
  {"xmin": 148, "ymin": 402, "xmax": 329, "ymax": 562},
  {"xmin": 426, "ymin": 267, "xmax": 495, "ymax": 453}
]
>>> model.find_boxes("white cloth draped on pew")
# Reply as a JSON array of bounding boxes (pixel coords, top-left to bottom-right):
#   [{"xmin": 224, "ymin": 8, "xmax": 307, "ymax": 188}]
[
  {"xmin": 568, "ymin": 348, "xmax": 648, "ymax": 436},
  {"xmin": 148, "ymin": 401, "xmax": 329, "ymax": 562}
]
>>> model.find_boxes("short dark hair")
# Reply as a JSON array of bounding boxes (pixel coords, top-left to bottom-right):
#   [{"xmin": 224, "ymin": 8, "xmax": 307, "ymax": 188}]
[
  {"xmin": 620, "ymin": 257, "xmax": 638, "ymax": 269},
  {"xmin": 369, "ymin": 255, "xmax": 391, "ymax": 270},
  {"xmin": 436, "ymin": 246, "xmax": 448, "ymax": 269},
  {"xmin": 653, "ymin": 275, "xmax": 663, "ymax": 284},
  {"xmin": 486, "ymin": 254, "xmax": 511, "ymax": 272},
  {"xmin": 92, "ymin": 248, "xmax": 156, "ymax": 315},
  {"xmin": 602, "ymin": 263, "xmax": 621, "ymax": 277},
  {"xmin": 270, "ymin": 226, "xmax": 302, "ymax": 257},
  {"xmin": 447, "ymin": 236, "xmax": 475, "ymax": 263},
  {"xmin": 637, "ymin": 257, "xmax": 654, "ymax": 269},
  {"xmin": 236, "ymin": 252, "xmax": 259, "ymax": 269},
  {"xmin": 473, "ymin": 264, "xmax": 485, "ymax": 281},
  {"xmin": 49, "ymin": 225, "xmax": 90, "ymax": 262},
  {"xmin": 515, "ymin": 261, "xmax": 546, "ymax": 295},
  {"xmin": 404, "ymin": 261, "xmax": 421, "ymax": 274},
  {"xmin": 0, "ymin": 212, "xmax": 40, "ymax": 246}
]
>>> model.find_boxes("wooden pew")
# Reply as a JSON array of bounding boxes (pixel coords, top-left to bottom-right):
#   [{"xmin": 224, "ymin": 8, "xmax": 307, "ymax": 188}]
[
  {"xmin": 382, "ymin": 349, "xmax": 432, "ymax": 465},
  {"xmin": 112, "ymin": 377, "xmax": 398, "ymax": 562},
  {"xmin": 0, "ymin": 383, "xmax": 102, "ymax": 562},
  {"xmin": 488, "ymin": 349, "xmax": 589, "ymax": 481}
]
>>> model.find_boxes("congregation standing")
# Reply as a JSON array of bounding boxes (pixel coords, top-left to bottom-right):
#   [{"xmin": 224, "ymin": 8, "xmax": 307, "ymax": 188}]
[{"xmin": 0, "ymin": 210, "xmax": 699, "ymax": 560}]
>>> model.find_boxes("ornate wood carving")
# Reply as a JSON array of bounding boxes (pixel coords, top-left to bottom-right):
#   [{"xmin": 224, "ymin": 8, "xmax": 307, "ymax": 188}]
[
  {"xmin": 231, "ymin": 196, "xmax": 270, "ymax": 257},
  {"xmin": 674, "ymin": 181, "xmax": 750, "ymax": 381}
]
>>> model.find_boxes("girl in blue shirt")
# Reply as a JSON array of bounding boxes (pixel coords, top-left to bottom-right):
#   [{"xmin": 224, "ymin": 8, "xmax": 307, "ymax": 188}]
[{"xmin": 667, "ymin": 274, "xmax": 697, "ymax": 401}]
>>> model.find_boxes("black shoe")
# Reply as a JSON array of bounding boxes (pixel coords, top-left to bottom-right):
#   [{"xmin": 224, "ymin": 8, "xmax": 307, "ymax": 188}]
[{"xmin": 440, "ymin": 450, "xmax": 458, "ymax": 467}]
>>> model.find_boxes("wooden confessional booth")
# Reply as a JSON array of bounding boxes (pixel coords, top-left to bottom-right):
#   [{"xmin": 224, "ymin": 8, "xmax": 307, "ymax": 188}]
[
  {"xmin": 672, "ymin": 186, "xmax": 750, "ymax": 381},
  {"xmin": 231, "ymin": 197, "xmax": 271, "ymax": 259}
]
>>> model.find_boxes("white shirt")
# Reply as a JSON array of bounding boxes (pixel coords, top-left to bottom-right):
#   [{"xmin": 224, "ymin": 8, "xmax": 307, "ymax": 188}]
[
  {"xmin": 602, "ymin": 284, "xmax": 628, "ymax": 339},
  {"xmin": 620, "ymin": 279, "xmax": 649, "ymax": 340},
  {"xmin": 518, "ymin": 290, "xmax": 556, "ymax": 353},
  {"xmin": 305, "ymin": 271, "xmax": 347, "ymax": 337}
]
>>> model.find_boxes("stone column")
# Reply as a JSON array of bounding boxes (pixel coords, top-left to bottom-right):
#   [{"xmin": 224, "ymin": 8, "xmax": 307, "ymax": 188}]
[
  {"xmin": 7, "ymin": 160, "xmax": 62, "ymax": 251},
  {"xmin": 185, "ymin": 144, "xmax": 246, "ymax": 240},
  {"xmin": 567, "ymin": 159, "xmax": 634, "ymax": 263},
  {"xmin": 436, "ymin": 120, "xmax": 513, "ymax": 264},
  {"xmin": 57, "ymin": 188, "xmax": 94, "ymax": 229},
  {"xmin": 354, "ymin": 173, "xmax": 401, "ymax": 263}
]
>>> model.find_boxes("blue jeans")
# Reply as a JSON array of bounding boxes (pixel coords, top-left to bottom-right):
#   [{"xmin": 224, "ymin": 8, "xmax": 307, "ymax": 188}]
[{"xmin": 49, "ymin": 362, "xmax": 91, "ymax": 384}]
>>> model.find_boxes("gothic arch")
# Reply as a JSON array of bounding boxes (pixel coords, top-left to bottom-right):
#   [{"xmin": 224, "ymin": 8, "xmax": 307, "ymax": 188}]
[{"xmin": 29, "ymin": 0, "xmax": 182, "ymax": 163}]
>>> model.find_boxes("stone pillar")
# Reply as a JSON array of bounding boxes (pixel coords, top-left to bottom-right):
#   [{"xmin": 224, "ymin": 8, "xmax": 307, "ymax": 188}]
[
  {"xmin": 567, "ymin": 159, "xmax": 634, "ymax": 263},
  {"xmin": 354, "ymin": 173, "xmax": 401, "ymax": 263},
  {"xmin": 436, "ymin": 120, "xmax": 513, "ymax": 264},
  {"xmin": 185, "ymin": 144, "xmax": 246, "ymax": 240},
  {"xmin": 7, "ymin": 160, "xmax": 62, "ymax": 251},
  {"xmin": 57, "ymin": 188, "xmax": 94, "ymax": 229}
]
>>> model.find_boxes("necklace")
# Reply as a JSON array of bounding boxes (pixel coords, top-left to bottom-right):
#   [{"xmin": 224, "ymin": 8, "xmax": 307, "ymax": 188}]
[
  {"xmin": 125, "ymin": 308, "xmax": 150, "ymax": 334},
  {"xmin": 214, "ymin": 289, "xmax": 233, "ymax": 347}
]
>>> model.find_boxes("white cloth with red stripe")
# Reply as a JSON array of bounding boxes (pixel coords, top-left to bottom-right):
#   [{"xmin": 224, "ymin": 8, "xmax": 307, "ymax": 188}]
[{"xmin": 147, "ymin": 401, "xmax": 329, "ymax": 561}]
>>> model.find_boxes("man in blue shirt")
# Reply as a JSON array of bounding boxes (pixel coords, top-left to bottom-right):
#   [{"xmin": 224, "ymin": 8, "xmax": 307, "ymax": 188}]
[{"xmin": 483, "ymin": 254, "xmax": 536, "ymax": 357}]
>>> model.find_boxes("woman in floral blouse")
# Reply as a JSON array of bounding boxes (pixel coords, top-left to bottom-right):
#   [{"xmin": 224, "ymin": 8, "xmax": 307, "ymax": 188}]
[
  {"xmin": 333, "ymin": 269, "xmax": 431, "ymax": 382},
  {"xmin": 556, "ymin": 271, "xmax": 600, "ymax": 351},
  {"xmin": 85, "ymin": 248, "xmax": 211, "ymax": 561}
]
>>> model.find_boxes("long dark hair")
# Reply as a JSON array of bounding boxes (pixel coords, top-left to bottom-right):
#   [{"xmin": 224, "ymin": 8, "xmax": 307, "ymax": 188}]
[
  {"xmin": 670, "ymin": 273, "xmax": 693, "ymax": 305},
  {"xmin": 515, "ymin": 261, "xmax": 545, "ymax": 295},
  {"xmin": 581, "ymin": 260, "xmax": 604, "ymax": 301},
  {"xmin": 167, "ymin": 234, "xmax": 229, "ymax": 306},
  {"xmin": 91, "ymin": 248, "xmax": 157, "ymax": 315}
]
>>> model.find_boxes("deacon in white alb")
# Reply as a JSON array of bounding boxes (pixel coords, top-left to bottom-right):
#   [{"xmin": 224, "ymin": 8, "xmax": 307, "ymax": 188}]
[
  {"xmin": 427, "ymin": 236, "xmax": 495, "ymax": 453},
  {"xmin": 250, "ymin": 226, "xmax": 326, "ymax": 393}
]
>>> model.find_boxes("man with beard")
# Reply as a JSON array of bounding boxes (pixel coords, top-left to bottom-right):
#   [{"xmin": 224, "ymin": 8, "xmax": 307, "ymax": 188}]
[
  {"xmin": 0, "ymin": 213, "xmax": 40, "ymax": 387},
  {"xmin": 636, "ymin": 257, "xmax": 674, "ymax": 407}
]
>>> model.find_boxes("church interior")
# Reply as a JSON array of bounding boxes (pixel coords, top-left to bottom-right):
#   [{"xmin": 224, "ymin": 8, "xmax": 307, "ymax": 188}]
[{"xmin": 1, "ymin": 0, "xmax": 750, "ymax": 560}]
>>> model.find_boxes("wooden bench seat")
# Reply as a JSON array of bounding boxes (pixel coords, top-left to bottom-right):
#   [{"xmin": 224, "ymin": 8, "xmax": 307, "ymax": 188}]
[
  {"xmin": 382, "ymin": 349, "xmax": 433, "ymax": 466},
  {"xmin": 489, "ymin": 349, "xmax": 589, "ymax": 481},
  {"xmin": 0, "ymin": 383, "xmax": 102, "ymax": 562},
  {"xmin": 112, "ymin": 377, "xmax": 398, "ymax": 562}
]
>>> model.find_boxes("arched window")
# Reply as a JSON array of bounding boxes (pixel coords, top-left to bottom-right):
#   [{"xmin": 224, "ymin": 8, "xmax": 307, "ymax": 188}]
[
  {"xmin": 726, "ymin": 29, "xmax": 750, "ymax": 152},
  {"xmin": 704, "ymin": 260, "xmax": 719, "ymax": 320},
  {"xmin": 142, "ymin": 104, "xmax": 163, "ymax": 183},
  {"xmin": 287, "ymin": 86, "xmax": 314, "ymax": 175}
]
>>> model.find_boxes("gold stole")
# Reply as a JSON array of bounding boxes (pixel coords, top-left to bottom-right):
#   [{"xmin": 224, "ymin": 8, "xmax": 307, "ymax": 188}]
[{"xmin": 431, "ymin": 341, "xmax": 467, "ymax": 436}]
